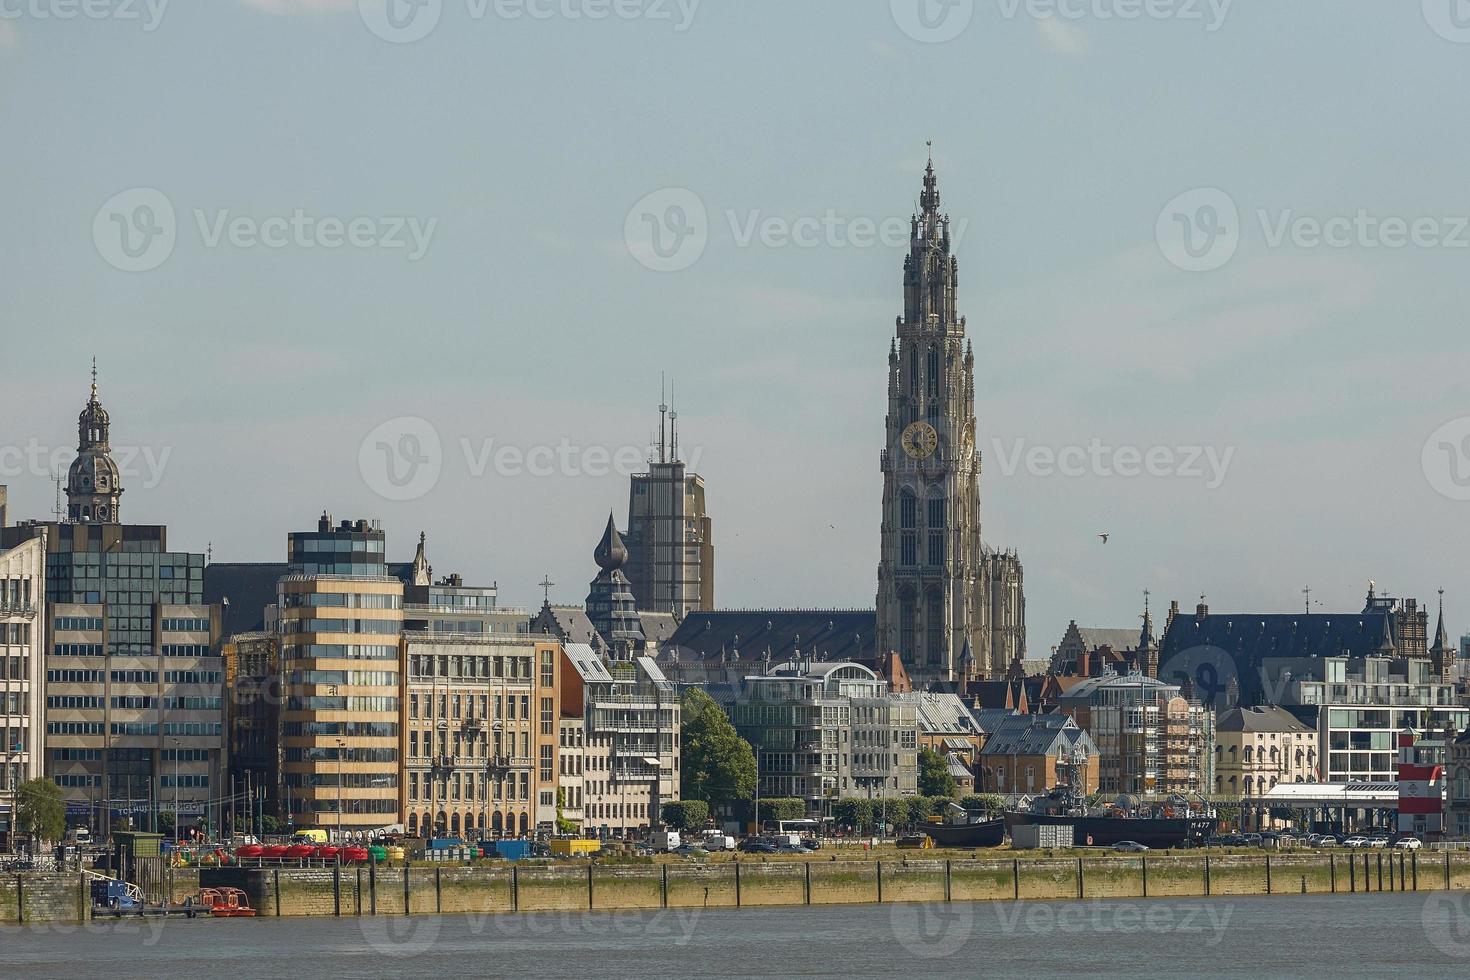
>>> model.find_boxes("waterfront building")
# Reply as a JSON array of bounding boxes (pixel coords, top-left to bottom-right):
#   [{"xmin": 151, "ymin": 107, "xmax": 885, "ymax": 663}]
[
  {"xmin": 624, "ymin": 398, "xmax": 714, "ymax": 618},
  {"xmin": 658, "ymin": 609, "xmax": 878, "ymax": 694},
  {"xmin": 277, "ymin": 514, "xmax": 403, "ymax": 835},
  {"xmin": 1213, "ymin": 706, "xmax": 1316, "ymax": 830},
  {"xmin": 1054, "ymin": 670, "xmax": 1213, "ymax": 796},
  {"xmin": 875, "ymin": 155, "xmax": 1026, "ymax": 686},
  {"xmin": 221, "ymin": 630, "xmax": 281, "ymax": 830},
  {"xmin": 1051, "ymin": 601, "xmax": 1158, "ymax": 678},
  {"xmin": 1447, "ymin": 728, "xmax": 1470, "ymax": 839},
  {"xmin": 973, "ymin": 710, "xmax": 1099, "ymax": 796},
  {"xmin": 560, "ymin": 645, "xmax": 678, "ymax": 838},
  {"xmin": 727, "ymin": 660, "xmax": 917, "ymax": 813},
  {"xmin": 900, "ymin": 690, "xmax": 984, "ymax": 768},
  {"xmin": 1396, "ymin": 727, "xmax": 1451, "ymax": 839},
  {"xmin": 1268, "ymin": 653, "xmax": 1467, "ymax": 783},
  {"xmin": 0, "ymin": 531, "xmax": 46, "ymax": 843},
  {"xmin": 1, "ymin": 376, "xmax": 222, "ymax": 833},
  {"xmin": 584, "ymin": 515, "xmax": 644, "ymax": 659}
]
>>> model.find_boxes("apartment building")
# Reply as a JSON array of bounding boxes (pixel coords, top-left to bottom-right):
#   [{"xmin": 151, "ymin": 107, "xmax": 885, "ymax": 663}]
[
  {"xmin": 278, "ymin": 515, "xmax": 403, "ymax": 835},
  {"xmin": 0, "ymin": 531, "xmax": 45, "ymax": 843}
]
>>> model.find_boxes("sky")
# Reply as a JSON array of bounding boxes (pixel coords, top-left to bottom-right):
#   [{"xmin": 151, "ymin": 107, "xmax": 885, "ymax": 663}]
[{"xmin": 2, "ymin": 1, "xmax": 1470, "ymax": 655}]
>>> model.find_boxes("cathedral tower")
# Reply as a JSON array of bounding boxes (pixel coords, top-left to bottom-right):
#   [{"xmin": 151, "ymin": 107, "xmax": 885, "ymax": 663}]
[
  {"xmin": 66, "ymin": 360, "xmax": 123, "ymax": 524},
  {"xmin": 876, "ymin": 152, "xmax": 1024, "ymax": 685}
]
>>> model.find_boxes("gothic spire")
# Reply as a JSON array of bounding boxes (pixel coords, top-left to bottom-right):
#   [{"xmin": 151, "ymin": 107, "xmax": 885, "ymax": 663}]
[
  {"xmin": 1432, "ymin": 588, "xmax": 1450, "ymax": 653},
  {"xmin": 411, "ymin": 531, "xmax": 431, "ymax": 587},
  {"xmin": 594, "ymin": 511, "xmax": 629, "ymax": 572},
  {"xmin": 920, "ymin": 140, "xmax": 940, "ymax": 217}
]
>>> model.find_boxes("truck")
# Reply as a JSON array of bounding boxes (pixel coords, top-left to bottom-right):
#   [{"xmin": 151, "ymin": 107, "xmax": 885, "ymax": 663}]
[
  {"xmin": 651, "ymin": 830, "xmax": 681, "ymax": 852},
  {"xmin": 701, "ymin": 832, "xmax": 736, "ymax": 851}
]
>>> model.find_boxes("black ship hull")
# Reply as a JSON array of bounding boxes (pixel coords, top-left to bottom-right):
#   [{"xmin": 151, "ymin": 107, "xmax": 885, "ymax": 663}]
[
  {"xmin": 1003, "ymin": 812, "xmax": 1216, "ymax": 849},
  {"xmin": 922, "ymin": 819, "xmax": 1007, "ymax": 848}
]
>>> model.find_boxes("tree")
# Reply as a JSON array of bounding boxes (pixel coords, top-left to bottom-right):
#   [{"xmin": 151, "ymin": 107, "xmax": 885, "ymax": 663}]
[
  {"xmin": 15, "ymin": 778, "xmax": 65, "ymax": 845},
  {"xmin": 661, "ymin": 800, "xmax": 710, "ymax": 831},
  {"xmin": 757, "ymin": 799, "xmax": 806, "ymax": 824},
  {"xmin": 959, "ymin": 794, "xmax": 1005, "ymax": 815},
  {"xmin": 259, "ymin": 814, "xmax": 281, "ymax": 836},
  {"xmin": 831, "ymin": 798, "xmax": 873, "ymax": 831},
  {"xmin": 918, "ymin": 747, "xmax": 958, "ymax": 798},
  {"xmin": 157, "ymin": 810, "xmax": 177, "ymax": 839},
  {"xmin": 680, "ymin": 689, "xmax": 756, "ymax": 804}
]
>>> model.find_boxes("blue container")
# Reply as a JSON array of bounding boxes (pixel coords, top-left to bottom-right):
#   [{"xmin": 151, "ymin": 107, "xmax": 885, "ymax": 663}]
[
  {"xmin": 428, "ymin": 838, "xmax": 465, "ymax": 851},
  {"xmin": 494, "ymin": 840, "xmax": 531, "ymax": 861}
]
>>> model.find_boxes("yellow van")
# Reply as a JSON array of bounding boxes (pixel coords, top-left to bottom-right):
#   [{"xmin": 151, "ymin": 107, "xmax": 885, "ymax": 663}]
[{"xmin": 289, "ymin": 829, "xmax": 329, "ymax": 845}]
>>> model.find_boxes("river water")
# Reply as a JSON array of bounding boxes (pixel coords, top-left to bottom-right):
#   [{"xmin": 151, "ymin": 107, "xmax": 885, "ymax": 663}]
[{"xmin": 3, "ymin": 892, "xmax": 1469, "ymax": 977}]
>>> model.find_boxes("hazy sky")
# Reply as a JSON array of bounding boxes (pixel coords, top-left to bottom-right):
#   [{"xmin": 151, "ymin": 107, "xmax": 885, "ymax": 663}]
[{"xmin": 3, "ymin": 1, "xmax": 1469, "ymax": 654}]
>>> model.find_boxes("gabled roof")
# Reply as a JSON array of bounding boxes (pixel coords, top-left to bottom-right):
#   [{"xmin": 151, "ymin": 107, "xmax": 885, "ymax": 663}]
[
  {"xmin": 666, "ymin": 609, "xmax": 877, "ymax": 665},
  {"xmin": 1217, "ymin": 705, "xmax": 1312, "ymax": 734},
  {"xmin": 562, "ymin": 642, "xmax": 613, "ymax": 683},
  {"xmin": 1075, "ymin": 628, "xmax": 1139, "ymax": 651},
  {"xmin": 980, "ymin": 712, "xmax": 1096, "ymax": 758},
  {"xmin": 533, "ymin": 603, "xmax": 607, "ymax": 653},
  {"xmin": 638, "ymin": 611, "xmax": 680, "ymax": 648}
]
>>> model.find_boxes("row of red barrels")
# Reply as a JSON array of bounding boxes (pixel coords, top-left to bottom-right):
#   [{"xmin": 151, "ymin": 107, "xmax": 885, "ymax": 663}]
[{"xmin": 234, "ymin": 844, "xmax": 386, "ymax": 863}]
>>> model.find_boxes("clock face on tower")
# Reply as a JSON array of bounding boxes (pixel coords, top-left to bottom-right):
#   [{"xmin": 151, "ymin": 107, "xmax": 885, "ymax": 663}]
[{"xmin": 900, "ymin": 420, "xmax": 939, "ymax": 460}]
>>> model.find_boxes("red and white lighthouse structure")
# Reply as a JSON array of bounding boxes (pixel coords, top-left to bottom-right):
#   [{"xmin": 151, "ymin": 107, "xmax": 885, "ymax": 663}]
[{"xmin": 1396, "ymin": 727, "xmax": 1447, "ymax": 839}]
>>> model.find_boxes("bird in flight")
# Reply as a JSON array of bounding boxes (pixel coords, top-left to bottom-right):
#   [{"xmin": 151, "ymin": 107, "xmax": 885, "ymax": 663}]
[{"xmin": 1099, "ymin": 532, "xmax": 1109, "ymax": 544}]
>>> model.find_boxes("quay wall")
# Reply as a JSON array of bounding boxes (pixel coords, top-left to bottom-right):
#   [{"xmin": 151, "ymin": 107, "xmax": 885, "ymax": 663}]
[{"xmin": 200, "ymin": 850, "xmax": 1470, "ymax": 918}]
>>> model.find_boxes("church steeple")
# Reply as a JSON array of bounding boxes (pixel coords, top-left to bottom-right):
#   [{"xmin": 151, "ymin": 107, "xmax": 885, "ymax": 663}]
[
  {"xmin": 411, "ymin": 531, "xmax": 431, "ymax": 587},
  {"xmin": 587, "ymin": 512, "xmax": 642, "ymax": 660},
  {"xmin": 66, "ymin": 359, "xmax": 123, "ymax": 524}
]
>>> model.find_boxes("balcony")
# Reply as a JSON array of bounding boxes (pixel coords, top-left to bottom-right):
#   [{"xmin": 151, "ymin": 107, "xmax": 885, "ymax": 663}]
[{"xmin": 0, "ymin": 601, "xmax": 36, "ymax": 619}]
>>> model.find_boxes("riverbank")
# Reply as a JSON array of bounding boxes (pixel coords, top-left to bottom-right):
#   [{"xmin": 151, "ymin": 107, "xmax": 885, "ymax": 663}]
[{"xmin": 200, "ymin": 850, "xmax": 1470, "ymax": 918}]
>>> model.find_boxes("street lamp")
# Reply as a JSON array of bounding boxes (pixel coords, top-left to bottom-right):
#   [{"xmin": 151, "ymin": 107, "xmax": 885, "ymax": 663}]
[{"xmin": 171, "ymin": 737, "xmax": 180, "ymax": 842}]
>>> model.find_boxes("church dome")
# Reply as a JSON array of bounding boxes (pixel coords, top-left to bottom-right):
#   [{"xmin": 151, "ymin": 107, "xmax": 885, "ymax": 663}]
[{"xmin": 594, "ymin": 512, "xmax": 629, "ymax": 571}]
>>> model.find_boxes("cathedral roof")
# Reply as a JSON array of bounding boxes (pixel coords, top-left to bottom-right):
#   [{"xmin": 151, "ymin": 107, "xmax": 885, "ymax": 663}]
[
  {"xmin": 666, "ymin": 609, "xmax": 877, "ymax": 666},
  {"xmin": 593, "ymin": 512, "xmax": 629, "ymax": 572}
]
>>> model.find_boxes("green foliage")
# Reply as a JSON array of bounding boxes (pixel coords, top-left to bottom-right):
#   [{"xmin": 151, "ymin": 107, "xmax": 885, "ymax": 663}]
[
  {"xmin": 831, "ymin": 798, "xmax": 873, "ymax": 830},
  {"xmin": 661, "ymin": 800, "xmax": 710, "ymax": 831},
  {"xmin": 874, "ymin": 797, "xmax": 910, "ymax": 827},
  {"xmin": 157, "ymin": 810, "xmax": 177, "ymax": 838},
  {"xmin": 16, "ymin": 779, "xmax": 65, "ymax": 843},
  {"xmin": 918, "ymin": 747, "xmax": 958, "ymax": 798},
  {"xmin": 680, "ymin": 689, "xmax": 757, "ymax": 803},
  {"xmin": 756, "ymin": 798, "xmax": 807, "ymax": 823},
  {"xmin": 259, "ymin": 815, "xmax": 281, "ymax": 835},
  {"xmin": 959, "ymin": 794, "xmax": 1005, "ymax": 814}
]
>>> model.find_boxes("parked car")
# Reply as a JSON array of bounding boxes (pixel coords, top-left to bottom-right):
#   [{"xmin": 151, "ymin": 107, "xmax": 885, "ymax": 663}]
[
  {"xmin": 738, "ymin": 838, "xmax": 779, "ymax": 854},
  {"xmin": 1341, "ymin": 836, "xmax": 1369, "ymax": 848},
  {"xmin": 1112, "ymin": 841, "xmax": 1149, "ymax": 853},
  {"xmin": 776, "ymin": 843, "xmax": 813, "ymax": 854},
  {"xmin": 1393, "ymin": 837, "xmax": 1422, "ymax": 850},
  {"xmin": 671, "ymin": 843, "xmax": 709, "ymax": 858}
]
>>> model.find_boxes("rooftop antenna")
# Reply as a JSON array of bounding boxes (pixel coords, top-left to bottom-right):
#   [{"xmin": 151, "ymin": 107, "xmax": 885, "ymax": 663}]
[
  {"xmin": 669, "ymin": 378, "xmax": 678, "ymax": 463},
  {"xmin": 52, "ymin": 471, "xmax": 63, "ymax": 523},
  {"xmin": 659, "ymin": 373, "xmax": 668, "ymax": 465},
  {"xmin": 1303, "ymin": 586, "xmax": 1312, "ymax": 614}
]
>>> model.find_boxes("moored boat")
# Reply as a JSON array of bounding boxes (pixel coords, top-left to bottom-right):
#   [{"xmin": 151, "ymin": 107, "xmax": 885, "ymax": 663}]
[{"xmin": 922, "ymin": 818, "xmax": 1006, "ymax": 848}]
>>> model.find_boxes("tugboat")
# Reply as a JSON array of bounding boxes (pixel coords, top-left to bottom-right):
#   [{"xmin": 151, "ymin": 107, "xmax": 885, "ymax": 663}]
[
  {"xmin": 922, "ymin": 803, "xmax": 1007, "ymax": 848},
  {"xmin": 1002, "ymin": 756, "xmax": 1216, "ymax": 849}
]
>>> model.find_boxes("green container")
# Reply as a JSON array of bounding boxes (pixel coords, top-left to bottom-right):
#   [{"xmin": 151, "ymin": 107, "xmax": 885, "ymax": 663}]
[{"xmin": 369, "ymin": 846, "xmax": 388, "ymax": 863}]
